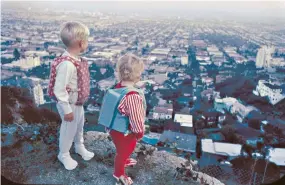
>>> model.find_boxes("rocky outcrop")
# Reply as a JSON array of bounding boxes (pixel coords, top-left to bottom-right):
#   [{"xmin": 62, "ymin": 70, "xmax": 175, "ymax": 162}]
[
  {"xmin": 1, "ymin": 87, "xmax": 224, "ymax": 185},
  {"xmin": 2, "ymin": 128, "xmax": 225, "ymax": 185}
]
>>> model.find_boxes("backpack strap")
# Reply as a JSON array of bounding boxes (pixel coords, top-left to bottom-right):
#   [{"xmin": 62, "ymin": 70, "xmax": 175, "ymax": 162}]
[{"xmin": 109, "ymin": 87, "xmax": 131, "ymax": 130}]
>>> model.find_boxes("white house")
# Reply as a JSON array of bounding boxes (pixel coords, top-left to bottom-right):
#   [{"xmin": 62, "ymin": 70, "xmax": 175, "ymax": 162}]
[
  {"xmin": 214, "ymin": 97, "xmax": 258, "ymax": 122},
  {"xmin": 255, "ymin": 80, "xmax": 285, "ymax": 105},
  {"xmin": 181, "ymin": 55, "xmax": 188, "ymax": 65},
  {"xmin": 202, "ymin": 139, "xmax": 242, "ymax": 157},
  {"xmin": 174, "ymin": 114, "xmax": 193, "ymax": 127},
  {"xmin": 268, "ymin": 148, "xmax": 285, "ymax": 166},
  {"xmin": 24, "ymin": 77, "xmax": 45, "ymax": 106}
]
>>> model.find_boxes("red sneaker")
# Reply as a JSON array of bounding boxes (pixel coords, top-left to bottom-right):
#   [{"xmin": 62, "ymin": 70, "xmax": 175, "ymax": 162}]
[{"xmin": 113, "ymin": 174, "xmax": 133, "ymax": 185}]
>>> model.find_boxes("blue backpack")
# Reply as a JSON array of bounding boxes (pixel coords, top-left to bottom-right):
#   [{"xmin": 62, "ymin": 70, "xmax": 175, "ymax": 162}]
[{"xmin": 98, "ymin": 86, "xmax": 147, "ymax": 134}]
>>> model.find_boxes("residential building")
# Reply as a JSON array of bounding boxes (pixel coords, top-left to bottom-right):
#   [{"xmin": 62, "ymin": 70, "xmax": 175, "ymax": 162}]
[
  {"xmin": 268, "ymin": 148, "xmax": 285, "ymax": 167},
  {"xmin": 150, "ymin": 105, "xmax": 173, "ymax": 120},
  {"xmin": 92, "ymin": 51, "xmax": 117, "ymax": 59},
  {"xmin": 150, "ymin": 48, "xmax": 171, "ymax": 59},
  {"xmin": 201, "ymin": 139, "xmax": 242, "ymax": 157},
  {"xmin": 192, "ymin": 40, "xmax": 207, "ymax": 49},
  {"xmin": 97, "ymin": 77, "xmax": 115, "ymax": 90},
  {"xmin": 255, "ymin": 45, "xmax": 275, "ymax": 68},
  {"xmin": 2, "ymin": 56, "xmax": 41, "ymax": 71},
  {"xmin": 181, "ymin": 55, "xmax": 188, "ymax": 65},
  {"xmin": 148, "ymin": 73, "xmax": 168, "ymax": 85},
  {"xmin": 201, "ymin": 89, "xmax": 220, "ymax": 101},
  {"xmin": 22, "ymin": 77, "xmax": 45, "ymax": 106},
  {"xmin": 199, "ymin": 139, "xmax": 242, "ymax": 168},
  {"xmin": 174, "ymin": 114, "xmax": 193, "ymax": 127},
  {"xmin": 255, "ymin": 80, "xmax": 285, "ymax": 105},
  {"xmin": 214, "ymin": 97, "xmax": 258, "ymax": 122},
  {"xmin": 24, "ymin": 50, "xmax": 49, "ymax": 57}
]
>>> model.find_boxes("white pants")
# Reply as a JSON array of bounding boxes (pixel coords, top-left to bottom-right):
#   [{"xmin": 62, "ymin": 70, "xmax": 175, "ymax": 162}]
[{"xmin": 56, "ymin": 104, "xmax": 85, "ymax": 154}]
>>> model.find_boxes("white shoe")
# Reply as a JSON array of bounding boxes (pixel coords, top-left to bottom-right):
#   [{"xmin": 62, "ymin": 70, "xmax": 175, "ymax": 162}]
[
  {"xmin": 57, "ymin": 153, "xmax": 78, "ymax": 170},
  {"xmin": 75, "ymin": 144, "xmax": 94, "ymax": 161}
]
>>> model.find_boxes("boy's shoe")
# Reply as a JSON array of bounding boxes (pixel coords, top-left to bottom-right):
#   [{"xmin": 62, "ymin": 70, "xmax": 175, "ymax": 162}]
[
  {"xmin": 74, "ymin": 144, "xmax": 94, "ymax": 161},
  {"xmin": 125, "ymin": 158, "xmax": 137, "ymax": 167},
  {"xmin": 113, "ymin": 174, "xmax": 133, "ymax": 185},
  {"xmin": 57, "ymin": 152, "xmax": 78, "ymax": 170}
]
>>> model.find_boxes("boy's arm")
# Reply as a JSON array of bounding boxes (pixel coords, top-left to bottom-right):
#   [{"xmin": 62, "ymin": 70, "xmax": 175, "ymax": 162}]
[{"xmin": 54, "ymin": 61, "xmax": 76, "ymax": 115}]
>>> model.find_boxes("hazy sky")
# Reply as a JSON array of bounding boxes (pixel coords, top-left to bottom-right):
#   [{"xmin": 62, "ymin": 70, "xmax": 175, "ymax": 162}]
[{"xmin": 2, "ymin": 1, "xmax": 285, "ymax": 20}]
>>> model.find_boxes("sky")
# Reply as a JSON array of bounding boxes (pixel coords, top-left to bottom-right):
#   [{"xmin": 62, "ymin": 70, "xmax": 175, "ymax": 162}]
[{"xmin": 2, "ymin": 1, "xmax": 285, "ymax": 20}]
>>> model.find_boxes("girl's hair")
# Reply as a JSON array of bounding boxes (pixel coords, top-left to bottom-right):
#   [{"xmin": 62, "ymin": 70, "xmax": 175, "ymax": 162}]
[{"xmin": 116, "ymin": 53, "xmax": 144, "ymax": 82}]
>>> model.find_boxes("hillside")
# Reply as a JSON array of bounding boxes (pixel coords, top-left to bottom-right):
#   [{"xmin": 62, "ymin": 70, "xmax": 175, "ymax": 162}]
[{"xmin": 1, "ymin": 86, "xmax": 224, "ymax": 185}]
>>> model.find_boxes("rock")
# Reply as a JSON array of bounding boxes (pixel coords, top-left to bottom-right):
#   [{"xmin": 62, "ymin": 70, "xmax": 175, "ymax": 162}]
[
  {"xmin": 21, "ymin": 142, "xmax": 34, "ymax": 153},
  {"xmin": 1, "ymin": 125, "xmax": 18, "ymax": 147},
  {"xmin": 3, "ymin": 130, "xmax": 222, "ymax": 185}
]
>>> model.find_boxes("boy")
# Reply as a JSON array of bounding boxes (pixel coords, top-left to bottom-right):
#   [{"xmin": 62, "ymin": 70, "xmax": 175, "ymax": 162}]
[
  {"xmin": 48, "ymin": 21, "xmax": 94, "ymax": 170},
  {"xmin": 98, "ymin": 54, "xmax": 146, "ymax": 185}
]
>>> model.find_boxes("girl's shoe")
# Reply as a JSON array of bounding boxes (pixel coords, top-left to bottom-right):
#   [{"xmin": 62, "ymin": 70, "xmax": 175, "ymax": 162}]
[
  {"xmin": 113, "ymin": 174, "xmax": 133, "ymax": 185},
  {"xmin": 125, "ymin": 158, "xmax": 137, "ymax": 167}
]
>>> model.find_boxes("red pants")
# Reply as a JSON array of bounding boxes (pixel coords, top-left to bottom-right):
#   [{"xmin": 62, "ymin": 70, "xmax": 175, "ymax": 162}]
[{"xmin": 110, "ymin": 130, "xmax": 137, "ymax": 177}]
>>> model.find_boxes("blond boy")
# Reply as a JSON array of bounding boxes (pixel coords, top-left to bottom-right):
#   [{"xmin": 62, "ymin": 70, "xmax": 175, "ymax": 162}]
[{"xmin": 48, "ymin": 22, "xmax": 94, "ymax": 170}]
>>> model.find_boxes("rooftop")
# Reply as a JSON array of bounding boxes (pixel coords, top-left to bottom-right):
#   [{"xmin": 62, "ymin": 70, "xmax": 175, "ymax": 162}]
[
  {"xmin": 159, "ymin": 130, "xmax": 197, "ymax": 152},
  {"xmin": 202, "ymin": 139, "xmax": 242, "ymax": 157},
  {"xmin": 268, "ymin": 148, "xmax": 285, "ymax": 166}
]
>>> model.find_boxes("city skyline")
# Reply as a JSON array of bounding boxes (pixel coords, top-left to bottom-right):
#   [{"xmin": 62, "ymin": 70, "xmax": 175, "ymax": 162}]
[{"xmin": 2, "ymin": 1, "xmax": 285, "ymax": 21}]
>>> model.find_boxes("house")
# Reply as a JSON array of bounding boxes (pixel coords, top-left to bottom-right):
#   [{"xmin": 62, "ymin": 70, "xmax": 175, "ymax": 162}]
[
  {"xmin": 159, "ymin": 130, "xmax": 197, "ymax": 153},
  {"xmin": 201, "ymin": 139, "xmax": 242, "ymax": 157},
  {"xmin": 150, "ymin": 106, "xmax": 173, "ymax": 120},
  {"xmin": 174, "ymin": 114, "xmax": 193, "ymax": 127},
  {"xmin": 201, "ymin": 77, "xmax": 214, "ymax": 87},
  {"xmin": 150, "ymin": 48, "xmax": 171, "ymax": 59},
  {"xmin": 202, "ymin": 111, "xmax": 225, "ymax": 128},
  {"xmin": 255, "ymin": 80, "xmax": 285, "ymax": 105},
  {"xmin": 97, "ymin": 77, "xmax": 115, "ymax": 90},
  {"xmin": 199, "ymin": 139, "xmax": 242, "ymax": 168},
  {"xmin": 268, "ymin": 148, "xmax": 285, "ymax": 167},
  {"xmin": 194, "ymin": 111, "xmax": 225, "ymax": 130},
  {"xmin": 148, "ymin": 73, "xmax": 168, "ymax": 85},
  {"xmin": 201, "ymin": 89, "xmax": 220, "ymax": 101},
  {"xmin": 214, "ymin": 97, "xmax": 259, "ymax": 122}
]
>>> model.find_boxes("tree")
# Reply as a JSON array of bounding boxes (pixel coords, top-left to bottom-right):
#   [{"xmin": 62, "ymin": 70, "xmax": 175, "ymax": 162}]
[
  {"xmin": 13, "ymin": 49, "xmax": 20, "ymax": 60},
  {"xmin": 221, "ymin": 125, "xmax": 243, "ymax": 144},
  {"xmin": 248, "ymin": 119, "xmax": 261, "ymax": 130},
  {"xmin": 242, "ymin": 144, "xmax": 255, "ymax": 157},
  {"xmin": 26, "ymin": 64, "xmax": 50, "ymax": 79}
]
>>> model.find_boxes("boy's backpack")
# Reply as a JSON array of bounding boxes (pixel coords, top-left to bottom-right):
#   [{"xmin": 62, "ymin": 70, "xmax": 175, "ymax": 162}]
[
  {"xmin": 98, "ymin": 86, "xmax": 146, "ymax": 134},
  {"xmin": 48, "ymin": 56, "xmax": 90, "ymax": 106}
]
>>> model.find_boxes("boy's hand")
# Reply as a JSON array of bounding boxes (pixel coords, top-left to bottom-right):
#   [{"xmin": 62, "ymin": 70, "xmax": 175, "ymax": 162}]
[{"xmin": 64, "ymin": 112, "xmax": 74, "ymax": 122}]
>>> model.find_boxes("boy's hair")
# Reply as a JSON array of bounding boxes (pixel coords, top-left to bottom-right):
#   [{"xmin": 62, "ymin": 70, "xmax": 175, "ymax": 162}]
[
  {"xmin": 116, "ymin": 53, "xmax": 144, "ymax": 82},
  {"xmin": 60, "ymin": 21, "xmax": 90, "ymax": 47}
]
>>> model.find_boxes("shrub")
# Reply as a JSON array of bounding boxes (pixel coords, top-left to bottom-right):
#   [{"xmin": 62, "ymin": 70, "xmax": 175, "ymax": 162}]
[{"xmin": 248, "ymin": 119, "xmax": 261, "ymax": 130}]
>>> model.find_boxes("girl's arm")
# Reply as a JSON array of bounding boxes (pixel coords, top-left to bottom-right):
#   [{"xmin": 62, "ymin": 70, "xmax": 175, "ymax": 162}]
[{"xmin": 118, "ymin": 93, "xmax": 145, "ymax": 139}]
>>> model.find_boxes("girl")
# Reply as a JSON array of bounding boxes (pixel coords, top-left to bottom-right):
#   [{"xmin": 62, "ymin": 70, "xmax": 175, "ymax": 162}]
[{"xmin": 99, "ymin": 54, "xmax": 146, "ymax": 185}]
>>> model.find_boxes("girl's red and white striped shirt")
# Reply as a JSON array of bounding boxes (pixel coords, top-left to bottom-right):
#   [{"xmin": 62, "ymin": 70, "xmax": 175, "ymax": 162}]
[{"xmin": 115, "ymin": 83, "xmax": 146, "ymax": 138}]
